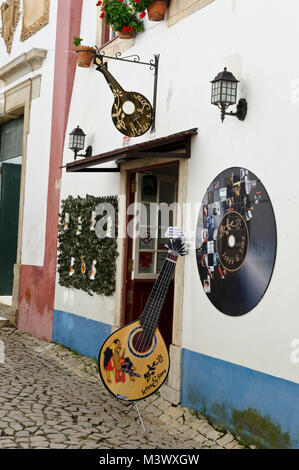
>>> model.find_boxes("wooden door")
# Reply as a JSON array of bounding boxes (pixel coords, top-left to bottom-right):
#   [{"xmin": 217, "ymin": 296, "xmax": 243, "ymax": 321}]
[
  {"xmin": 124, "ymin": 168, "xmax": 178, "ymax": 350},
  {"xmin": 0, "ymin": 163, "xmax": 21, "ymax": 294}
]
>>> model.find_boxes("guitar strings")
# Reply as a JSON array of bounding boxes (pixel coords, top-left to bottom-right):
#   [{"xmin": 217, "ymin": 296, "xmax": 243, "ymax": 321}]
[
  {"xmin": 121, "ymin": 240, "xmax": 184, "ymax": 399},
  {"xmin": 117, "ymin": 239, "xmax": 184, "ymax": 400},
  {"xmin": 117, "ymin": 254, "xmax": 175, "ymax": 401},
  {"xmin": 116, "ymin": 253, "xmax": 174, "ymax": 399},
  {"xmin": 123, "ymin": 261, "xmax": 176, "ymax": 400},
  {"xmin": 124, "ymin": 238, "xmax": 185, "ymax": 397},
  {"xmin": 134, "ymin": 255, "xmax": 176, "ymax": 351},
  {"xmin": 141, "ymin": 255, "xmax": 177, "ymax": 340},
  {"xmin": 117, "ymin": 248, "xmax": 177, "ymax": 400},
  {"xmin": 116, "ymin": 251, "xmax": 174, "ymax": 400}
]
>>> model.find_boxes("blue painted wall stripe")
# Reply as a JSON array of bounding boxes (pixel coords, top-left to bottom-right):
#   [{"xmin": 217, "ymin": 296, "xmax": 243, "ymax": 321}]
[
  {"xmin": 52, "ymin": 310, "xmax": 111, "ymax": 359},
  {"xmin": 181, "ymin": 348, "xmax": 299, "ymax": 448},
  {"xmin": 52, "ymin": 311, "xmax": 299, "ymax": 447}
]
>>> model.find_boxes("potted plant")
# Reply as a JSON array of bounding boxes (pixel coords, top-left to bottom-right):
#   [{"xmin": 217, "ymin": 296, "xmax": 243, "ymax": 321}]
[
  {"xmin": 73, "ymin": 37, "xmax": 95, "ymax": 68},
  {"xmin": 97, "ymin": 0, "xmax": 144, "ymax": 39},
  {"xmin": 130, "ymin": 0, "xmax": 169, "ymax": 22}
]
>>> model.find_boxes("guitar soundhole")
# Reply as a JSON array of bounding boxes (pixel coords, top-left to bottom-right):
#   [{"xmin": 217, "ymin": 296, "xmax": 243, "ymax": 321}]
[
  {"xmin": 132, "ymin": 331, "xmax": 152, "ymax": 353},
  {"xmin": 122, "ymin": 100, "xmax": 135, "ymax": 115}
]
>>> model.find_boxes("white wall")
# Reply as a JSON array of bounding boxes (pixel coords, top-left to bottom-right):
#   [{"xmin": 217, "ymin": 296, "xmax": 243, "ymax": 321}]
[
  {"xmin": 57, "ymin": 0, "xmax": 299, "ymax": 385},
  {"xmin": 0, "ymin": 0, "xmax": 58, "ymax": 266},
  {"xmin": 55, "ymin": 6, "xmax": 120, "ymax": 322},
  {"xmin": 181, "ymin": 0, "xmax": 299, "ymax": 386}
]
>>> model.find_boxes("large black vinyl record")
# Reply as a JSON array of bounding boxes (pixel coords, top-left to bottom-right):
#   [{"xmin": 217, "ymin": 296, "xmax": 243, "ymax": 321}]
[{"xmin": 196, "ymin": 167, "xmax": 277, "ymax": 316}]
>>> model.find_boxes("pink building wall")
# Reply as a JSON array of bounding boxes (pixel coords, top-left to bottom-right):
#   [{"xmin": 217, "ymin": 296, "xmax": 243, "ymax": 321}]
[{"xmin": 18, "ymin": 0, "xmax": 83, "ymax": 339}]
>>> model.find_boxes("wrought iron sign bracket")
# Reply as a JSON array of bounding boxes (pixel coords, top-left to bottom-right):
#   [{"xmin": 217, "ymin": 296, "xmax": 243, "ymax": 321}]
[
  {"xmin": 224, "ymin": 98, "xmax": 248, "ymax": 121},
  {"xmin": 94, "ymin": 47, "xmax": 160, "ymax": 134}
]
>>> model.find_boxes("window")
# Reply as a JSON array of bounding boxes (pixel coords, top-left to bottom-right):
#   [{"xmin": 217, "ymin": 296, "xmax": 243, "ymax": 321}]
[
  {"xmin": 99, "ymin": 0, "xmax": 131, "ymax": 46},
  {"xmin": 101, "ymin": 20, "xmax": 116, "ymax": 46},
  {"xmin": 0, "ymin": 116, "xmax": 24, "ymax": 163},
  {"xmin": 132, "ymin": 171, "xmax": 178, "ymax": 280}
]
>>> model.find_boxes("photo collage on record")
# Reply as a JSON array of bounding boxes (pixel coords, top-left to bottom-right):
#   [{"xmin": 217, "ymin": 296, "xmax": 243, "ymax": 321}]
[{"xmin": 196, "ymin": 167, "xmax": 260, "ymax": 297}]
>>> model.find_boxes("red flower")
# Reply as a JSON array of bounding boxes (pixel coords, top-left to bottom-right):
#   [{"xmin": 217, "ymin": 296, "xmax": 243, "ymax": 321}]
[
  {"xmin": 122, "ymin": 25, "xmax": 134, "ymax": 33},
  {"xmin": 100, "ymin": 12, "xmax": 105, "ymax": 18},
  {"xmin": 140, "ymin": 11, "xmax": 146, "ymax": 18},
  {"xmin": 96, "ymin": 0, "xmax": 102, "ymax": 5},
  {"xmin": 135, "ymin": 0, "xmax": 140, "ymax": 3}
]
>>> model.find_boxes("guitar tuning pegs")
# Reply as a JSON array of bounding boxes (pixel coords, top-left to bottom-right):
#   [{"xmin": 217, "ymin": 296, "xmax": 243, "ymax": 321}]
[
  {"xmin": 165, "ymin": 237, "xmax": 187, "ymax": 257},
  {"xmin": 176, "ymin": 241, "xmax": 187, "ymax": 257}
]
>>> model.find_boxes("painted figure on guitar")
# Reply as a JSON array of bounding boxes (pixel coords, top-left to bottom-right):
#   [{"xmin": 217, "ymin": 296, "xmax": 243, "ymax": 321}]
[{"xmin": 98, "ymin": 229, "xmax": 186, "ymax": 402}]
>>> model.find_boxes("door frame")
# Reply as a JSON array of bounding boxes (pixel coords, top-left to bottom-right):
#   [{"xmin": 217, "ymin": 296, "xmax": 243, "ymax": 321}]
[
  {"xmin": 0, "ymin": 162, "xmax": 22, "ymax": 295},
  {"xmin": 0, "ymin": 110, "xmax": 25, "ymax": 320},
  {"xmin": 0, "ymin": 76, "xmax": 42, "ymax": 323},
  {"xmin": 113, "ymin": 156, "xmax": 188, "ymax": 404}
]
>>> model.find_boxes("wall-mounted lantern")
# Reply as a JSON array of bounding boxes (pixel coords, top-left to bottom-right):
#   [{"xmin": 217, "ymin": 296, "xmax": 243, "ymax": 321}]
[
  {"xmin": 211, "ymin": 67, "xmax": 247, "ymax": 122},
  {"xmin": 69, "ymin": 126, "xmax": 92, "ymax": 161}
]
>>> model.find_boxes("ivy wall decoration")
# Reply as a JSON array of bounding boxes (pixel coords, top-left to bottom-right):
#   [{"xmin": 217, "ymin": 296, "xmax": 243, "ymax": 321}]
[{"xmin": 58, "ymin": 195, "xmax": 118, "ymax": 297}]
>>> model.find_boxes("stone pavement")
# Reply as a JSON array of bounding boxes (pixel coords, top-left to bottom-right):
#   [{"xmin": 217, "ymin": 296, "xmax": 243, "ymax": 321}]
[{"xmin": 0, "ymin": 327, "xmax": 253, "ymax": 450}]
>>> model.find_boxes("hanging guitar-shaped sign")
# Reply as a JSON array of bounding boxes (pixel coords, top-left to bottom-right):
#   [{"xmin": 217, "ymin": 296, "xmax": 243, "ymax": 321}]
[
  {"xmin": 95, "ymin": 56, "xmax": 153, "ymax": 138},
  {"xmin": 98, "ymin": 227, "xmax": 186, "ymax": 402}
]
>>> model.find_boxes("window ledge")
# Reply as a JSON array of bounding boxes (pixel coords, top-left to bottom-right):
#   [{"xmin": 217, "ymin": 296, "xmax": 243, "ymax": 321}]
[
  {"xmin": 168, "ymin": 0, "xmax": 215, "ymax": 27},
  {"xmin": 100, "ymin": 35, "xmax": 135, "ymax": 58},
  {"xmin": 0, "ymin": 48, "xmax": 47, "ymax": 88},
  {"xmin": 101, "ymin": 36, "xmax": 118, "ymax": 50}
]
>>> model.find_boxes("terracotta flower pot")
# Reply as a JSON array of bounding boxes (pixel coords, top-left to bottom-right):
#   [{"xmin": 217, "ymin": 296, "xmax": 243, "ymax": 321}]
[
  {"xmin": 118, "ymin": 30, "xmax": 136, "ymax": 39},
  {"xmin": 76, "ymin": 46, "xmax": 95, "ymax": 68},
  {"xmin": 147, "ymin": 0, "xmax": 168, "ymax": 21}
]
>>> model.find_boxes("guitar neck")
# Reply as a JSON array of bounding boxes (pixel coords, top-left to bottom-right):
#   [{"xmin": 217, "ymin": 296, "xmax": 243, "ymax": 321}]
[
  {"xmin": 96, "ymin": 60, "xmax": 126, "ymax": 97},
  {"xmin": 139, "ymin": 253, "xmax": 178, "ymax": 341}
]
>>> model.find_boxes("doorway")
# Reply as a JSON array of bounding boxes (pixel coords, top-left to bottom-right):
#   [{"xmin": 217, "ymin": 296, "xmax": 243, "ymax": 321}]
[
  {"xmin": 0, "ymin": 116, "xmax": 23, "ymax": 301},
  {"xmin": 124, "ymin": 163, "xmax": 179, "ymax": 350}
]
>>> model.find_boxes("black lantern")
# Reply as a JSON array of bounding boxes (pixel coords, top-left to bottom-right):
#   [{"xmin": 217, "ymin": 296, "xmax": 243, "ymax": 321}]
[
  {"xmin": 69, "ymin": 125, "xmax": 92, "ymax": 160},
  {"xmin": 211, "ymin": 67, "xmax": 247, "ymax": 122}
]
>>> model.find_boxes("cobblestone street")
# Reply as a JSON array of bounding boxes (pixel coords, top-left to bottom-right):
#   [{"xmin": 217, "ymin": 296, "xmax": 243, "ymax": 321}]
[{"xmin": 0, "ymin": 328, "xmax": 249, "ymax": 450}]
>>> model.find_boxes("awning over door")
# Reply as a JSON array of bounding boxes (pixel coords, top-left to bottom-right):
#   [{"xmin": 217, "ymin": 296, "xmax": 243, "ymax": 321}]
[{"xmin": 65, "ymin": 128, "xmax": 198, "ymax": 173}]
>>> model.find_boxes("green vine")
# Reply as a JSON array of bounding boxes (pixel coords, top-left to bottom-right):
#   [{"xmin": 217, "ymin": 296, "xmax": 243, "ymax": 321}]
[{"xmin": 57, "ymin": 195, "xmax": 118, "ymax": 296}]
